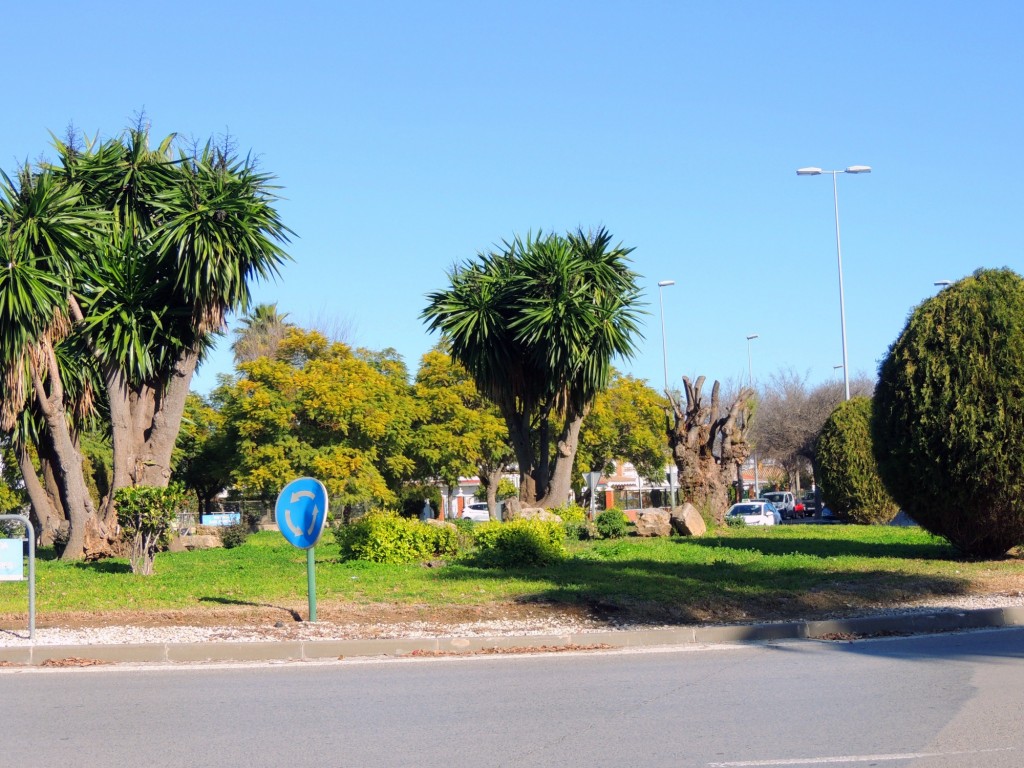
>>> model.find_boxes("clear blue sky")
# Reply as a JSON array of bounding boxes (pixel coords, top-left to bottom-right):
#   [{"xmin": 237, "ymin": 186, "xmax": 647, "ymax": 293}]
[{"xmin": 5, "ymin": 1, "xmax": 1022, "ymax": 395}]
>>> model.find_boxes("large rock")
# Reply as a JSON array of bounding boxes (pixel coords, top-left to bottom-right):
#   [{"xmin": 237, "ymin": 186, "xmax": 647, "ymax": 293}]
[
  {"xmin": 669, "ymin": 503, "xmax": 707, "ymax": 537},
  {"xmin": 634, "ymin": 509, "xmax": 672, "ymax": 537},
  {"xmin": 167, "ymin": 534, "xmax": 222, "ymax": 552}
]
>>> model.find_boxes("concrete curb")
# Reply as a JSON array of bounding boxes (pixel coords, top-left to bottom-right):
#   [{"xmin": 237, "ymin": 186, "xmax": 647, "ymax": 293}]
[{"xmin": 3, "ymin": 606, "xmax": 1023, "ymax": 667}]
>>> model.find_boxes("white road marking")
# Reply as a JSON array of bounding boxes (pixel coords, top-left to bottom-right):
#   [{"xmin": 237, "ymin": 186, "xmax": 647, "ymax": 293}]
[{"xmin": 709, "ymin": 747, "xmax": 1014, "ymax": 766}]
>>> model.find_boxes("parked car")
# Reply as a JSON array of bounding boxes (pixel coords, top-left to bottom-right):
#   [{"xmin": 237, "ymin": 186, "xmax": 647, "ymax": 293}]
[
  {"xmin": 760, "ymin": 491, "xmax": 797, "ymax": 519},
  {"xmin": 462, "ymin": 502, "xmax": 496, "ymax": 522},
  {"xmin": 726, "ymin": 501, "xmax": 782, "ymax": 526},
  {"xmin": 801, "ymin": 491, "xmax": 819, "ymax": 517}
]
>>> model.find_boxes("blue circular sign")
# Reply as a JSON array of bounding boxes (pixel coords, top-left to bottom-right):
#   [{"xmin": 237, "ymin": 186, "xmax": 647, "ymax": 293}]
[{"xmin": 275, "ymin": 477, "xmax": 329, "ymax": 549}]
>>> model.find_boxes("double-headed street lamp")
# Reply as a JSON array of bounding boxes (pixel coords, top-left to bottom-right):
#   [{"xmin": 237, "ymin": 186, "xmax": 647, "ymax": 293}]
[
  {"xmin": 797, "ymin": 165, "xmax": 871, "ymax": 401},
  {"xmin": 657, "ymin": 280, "xmax": 675, "ymax": 395}
]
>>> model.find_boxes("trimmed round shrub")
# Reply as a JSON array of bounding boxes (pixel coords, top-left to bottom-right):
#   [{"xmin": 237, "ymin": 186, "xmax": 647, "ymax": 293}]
[
  {"xmin": 815, "ymin": 397, "xmax": 898, "ymax": 525},
  {"xmin": 873, "ymin": 268, "xmax": 1024, "ymax": 557},
  {"xmin": 595, "ymin": 507, "xmax": 629, "ymax": 538},
  {"xmin": 469, "ymin": 519, "xmax": 568, "ymax": 567},
  {"xmin": 334, "ymin": 510, "xmax": 460, "ymax": 563}
]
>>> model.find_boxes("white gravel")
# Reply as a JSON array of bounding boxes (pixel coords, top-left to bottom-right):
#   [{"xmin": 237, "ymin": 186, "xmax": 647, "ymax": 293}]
[{"xmin": 3, "ymin": 594, "xmax": 1024, "ymax": 648}]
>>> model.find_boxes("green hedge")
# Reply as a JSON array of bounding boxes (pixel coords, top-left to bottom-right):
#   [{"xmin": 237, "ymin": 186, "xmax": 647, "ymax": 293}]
[
  {"xmin": 334, "ymin": 511, "xmax": 460, "ymax": 563},
  {"xmin": 469, "ymin": 518, "xmax": 568, "ymax": 567}
]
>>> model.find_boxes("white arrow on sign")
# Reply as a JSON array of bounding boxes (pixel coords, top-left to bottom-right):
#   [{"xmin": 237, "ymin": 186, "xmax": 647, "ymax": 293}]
[{"xmin": 283, "ymin": 489, "xmax": 322, "ymax": 538}]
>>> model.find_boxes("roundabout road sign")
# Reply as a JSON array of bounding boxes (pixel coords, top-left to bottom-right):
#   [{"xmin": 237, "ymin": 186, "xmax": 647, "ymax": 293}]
[{"xmin": 276, "ymin": 477, "xmax": 329, "ymax": 549}]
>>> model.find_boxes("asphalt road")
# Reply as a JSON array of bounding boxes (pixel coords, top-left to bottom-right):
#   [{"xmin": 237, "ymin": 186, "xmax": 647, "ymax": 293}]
[{"xmin": 5, "ymin": 628, "xmax": 1023, "ymax": 768}]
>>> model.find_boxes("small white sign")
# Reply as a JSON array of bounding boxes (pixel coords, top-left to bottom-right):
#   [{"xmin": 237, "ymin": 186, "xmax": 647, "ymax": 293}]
[{"xmin": 0, "ymin": 539, "xmax": 23, "ymax": 581}]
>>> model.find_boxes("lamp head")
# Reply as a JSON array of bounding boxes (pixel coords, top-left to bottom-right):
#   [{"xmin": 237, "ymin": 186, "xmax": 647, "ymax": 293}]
[
  {"xmin": 845, "ymin": 165, "xmax": 872, "ymax": 174},
  {"xmin": 657, "ymin": 280, "xmax": 675, "ymax": 287},
  {"xmin": 796, "ymin": 167, "xmax": 823, "ymax": 175},
  {"xmin": 746, "ymin": 334, "xmax": 759, "ymax": 341}
]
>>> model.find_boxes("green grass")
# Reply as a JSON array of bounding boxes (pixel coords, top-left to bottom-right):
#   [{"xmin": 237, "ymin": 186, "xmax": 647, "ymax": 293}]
[{"xmin": 1, "ymin": 526, "xmax": 1021, "ymax": 624}]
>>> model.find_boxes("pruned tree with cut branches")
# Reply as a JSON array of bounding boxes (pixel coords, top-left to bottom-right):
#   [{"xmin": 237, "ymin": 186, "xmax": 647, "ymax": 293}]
[{"xmin": 667, "ymin": 376, "xmax": 754, "ymax": 522}]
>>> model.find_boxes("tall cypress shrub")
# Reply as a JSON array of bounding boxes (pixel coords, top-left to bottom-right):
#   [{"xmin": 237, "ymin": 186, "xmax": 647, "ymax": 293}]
[
  {"xmin": 873, "ymin": 268, "xmax": 1024, "ymax": 557},
  {"xmin": 816, "ymin": 397, "xmax": 897, "ymax": 525}
]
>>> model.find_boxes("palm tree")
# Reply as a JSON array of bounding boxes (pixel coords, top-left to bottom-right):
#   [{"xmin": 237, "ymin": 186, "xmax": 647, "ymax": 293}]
[
  {"xmin": 1, "ymin": 126, "xmax": 292, "ymax": 559},
  {"xmin": 422, "ymin": 228, "xmax": 643, "ymax": 507},
  {"xmin": 231, "ymin": 303, "xmax": 294, "ymax": 364}
]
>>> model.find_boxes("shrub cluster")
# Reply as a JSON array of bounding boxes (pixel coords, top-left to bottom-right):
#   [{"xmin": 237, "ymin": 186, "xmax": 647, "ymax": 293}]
[
  {"xmin": 219, "ymin": 523, "xmax": 251, "ymax": 549},
  {"xmin": 873, "ymin": 268, "xmax": 1024, "ymax": 557},
  {"xmin": 595, "ymin": 508, "xmax": 630, "ymax": 538},
  {"xmin": 815, "ymin": 397, "xmax": 898, "ymax": 525},
  {"xmin": 334, "ymin": 510, "xmax": 459, "ymax": 564},
  {"xmin": 469, "ymin": 518, "xmax": 567, "ymax": 567}
]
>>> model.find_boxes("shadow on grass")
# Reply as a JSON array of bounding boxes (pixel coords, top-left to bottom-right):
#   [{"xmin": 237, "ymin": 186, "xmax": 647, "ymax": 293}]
[
  {"xmin": 198, "ymin": 596, "xmax": 302, "ymax": 622},
  {"xmin": 441, "ymin": 555, "xmax": 970, "ymax": 626},
  {"xmin": 70, "ymin": 560, "xmax": 132, "ymax": 574},
  {"xmin": 685, "ymin": 534, "xmax": 958, "ymax": 561}
]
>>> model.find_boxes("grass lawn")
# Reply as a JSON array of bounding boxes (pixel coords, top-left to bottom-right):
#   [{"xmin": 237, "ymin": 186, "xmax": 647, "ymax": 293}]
[{"xmin": 1, "ymin": 525, "xmax": 1022, "ymax": 627}]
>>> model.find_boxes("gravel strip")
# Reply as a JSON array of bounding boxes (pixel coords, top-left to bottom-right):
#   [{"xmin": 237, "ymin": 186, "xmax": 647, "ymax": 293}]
[{"xmin": 4, "ymin": 594, "xmax": 1024, "ymax": 648}]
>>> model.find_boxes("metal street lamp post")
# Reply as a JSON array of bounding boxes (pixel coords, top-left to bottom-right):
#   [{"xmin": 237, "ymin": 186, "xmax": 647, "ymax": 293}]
[
  {"xmin": 746, "ymin": 334, "xmax": 759, "ymax": 497},
  {"xmin": 797, "ymin": 165, "xmax": 872, "ymax": 401},
  {"xmin": 657, "ymin": 280, "xmax": 675, "ymax": 395}
]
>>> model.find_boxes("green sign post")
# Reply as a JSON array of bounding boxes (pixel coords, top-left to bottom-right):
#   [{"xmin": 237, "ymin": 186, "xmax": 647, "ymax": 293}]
[{"xmin": 275, "ymin": 478, "xmax": 329, "ymax": 622}]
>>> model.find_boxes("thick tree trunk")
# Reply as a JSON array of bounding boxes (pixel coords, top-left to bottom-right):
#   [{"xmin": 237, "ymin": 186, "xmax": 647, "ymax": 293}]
[
  {"xmin": 535, "ymin": 412, "xmax": 584, "ymax": 508},
  {"xmin": 139, "ymin": 348, "xmax": 199, "ymax": 486},
  {"xmin": 668, "ymin": 376, "xmax": 753, "ymax": 525},
  {"xmin": 16, "ymin": 440, "xmax": 60, "ymax": 547},
  {"xmin": 29, "ymin": 341, "xmax": 100, "ymax": 561}
]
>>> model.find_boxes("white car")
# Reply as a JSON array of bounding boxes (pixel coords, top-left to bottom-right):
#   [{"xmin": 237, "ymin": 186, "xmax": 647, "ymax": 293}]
[
  {"xmin": 726, "ymin": 501, "xmax": 782, "ymax": 526},
  {"xmin": 461, "ymin": 502, "xmax": 495, "ymax": 522}
]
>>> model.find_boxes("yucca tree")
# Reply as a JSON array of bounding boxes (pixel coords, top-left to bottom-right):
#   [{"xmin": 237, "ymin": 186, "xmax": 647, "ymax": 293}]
[
  {"xmin": 0, "ymin": 167, "xmax": 107, "ymax": 558},
  {"xmin": 1, "ymin": 125, "xmax": 291, "ymax": 559},
  {"xmin": 423, "ymin": 228, "xmax": 643, "ymax": 507}
]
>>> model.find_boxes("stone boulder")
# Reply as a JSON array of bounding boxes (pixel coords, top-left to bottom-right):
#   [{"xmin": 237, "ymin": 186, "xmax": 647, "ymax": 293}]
[
  {"xmin": 167, "ymin": 534, "xmax": 222, "ymax": 552},
  {"xmin": 669, "ymin": 503, "xmax": 707, "ymax": 537},
  {"xmin": 634, "ymin": 509, "xmax": 672, "ymax": 537},
  {"xmin": 426, "ymin": 518, "xmax": 458, "ymax": 530}
]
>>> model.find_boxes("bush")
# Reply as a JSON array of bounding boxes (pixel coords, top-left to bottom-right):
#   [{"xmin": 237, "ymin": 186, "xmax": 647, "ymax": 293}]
[
  {"xmin": 220, "ymin": 523, "xmax": 250, "ymax": 549},
  {"xmin": 725, "ymin": 515, "xmax": 747, "ymax": 527},
  {"xmin": 334, "ymin": 510, "xmax": 460, "ymax": 564},
  {"xmin": 550, "ymin": 503, "xmax": 586, "ymax": 524},
  {"xmin": 115, "ymin": 484, "xmax": 188, "ymax": 575},
  {"xmin": 469, "ymin": 519, "xmax": 568, "ymax": 567},
  {"xmin": 595, "ymin": 508, "xmax": 630, "ymax": 539},
  {"xmin": 815, "ymin": 397, "xmax": 898, "ymax": 525},
  {"xmin": 873, "ymin": 268, "xmax": 1024, "ymax": 557}
]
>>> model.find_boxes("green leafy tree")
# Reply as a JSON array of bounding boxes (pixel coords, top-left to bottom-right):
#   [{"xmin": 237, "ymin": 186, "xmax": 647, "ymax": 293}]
[
  {"xmin": 815, "ymin": 397, "xmax": 897, "ymax": 524},
  {"xmin": 423, "ymin": 228, "xmax": 642, "ymax": 508},
  {"xmin": 578, "ymin": 371, "xmax": 668, "ymax": 480},
  {"xmin": 873, "ymin": 268, "xmax": 1024, "ymax": 557},
  {"xmin": 220, "ymin": 329, "xmax": 415, "ymax": 515},
  {"xmin": 410, "ymin": 348, "xmax": 513, "ymax": 520},
  {"xmin": 173, "ymin": 392, "xmax": 235, "ymax": 513}
]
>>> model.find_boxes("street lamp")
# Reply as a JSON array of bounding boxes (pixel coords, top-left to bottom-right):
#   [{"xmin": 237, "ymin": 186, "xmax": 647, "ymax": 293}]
[
  {"xmin": 934, "ymin": 280, "xmax": 952, "ymax": 289},
  {"xmin": 797, "ymin": 165, "xmax": 872, "ymax": 401},
  {"xmin": 833, "ymin": 363, "xmax": 844, "ymax": 380},
  {"xmin": 746, "ymin": 334, "xmax": 759, "ymax": 496},
  {"xmin": 657, "ymin": 280, "xmax": 675, "ymax": 394}
]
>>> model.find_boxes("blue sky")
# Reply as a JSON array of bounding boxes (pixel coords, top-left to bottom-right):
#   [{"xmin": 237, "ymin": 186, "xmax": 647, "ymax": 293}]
[{"xmin": 5, "ymin": 1, "xmax": 1022, "ymax": 395}]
